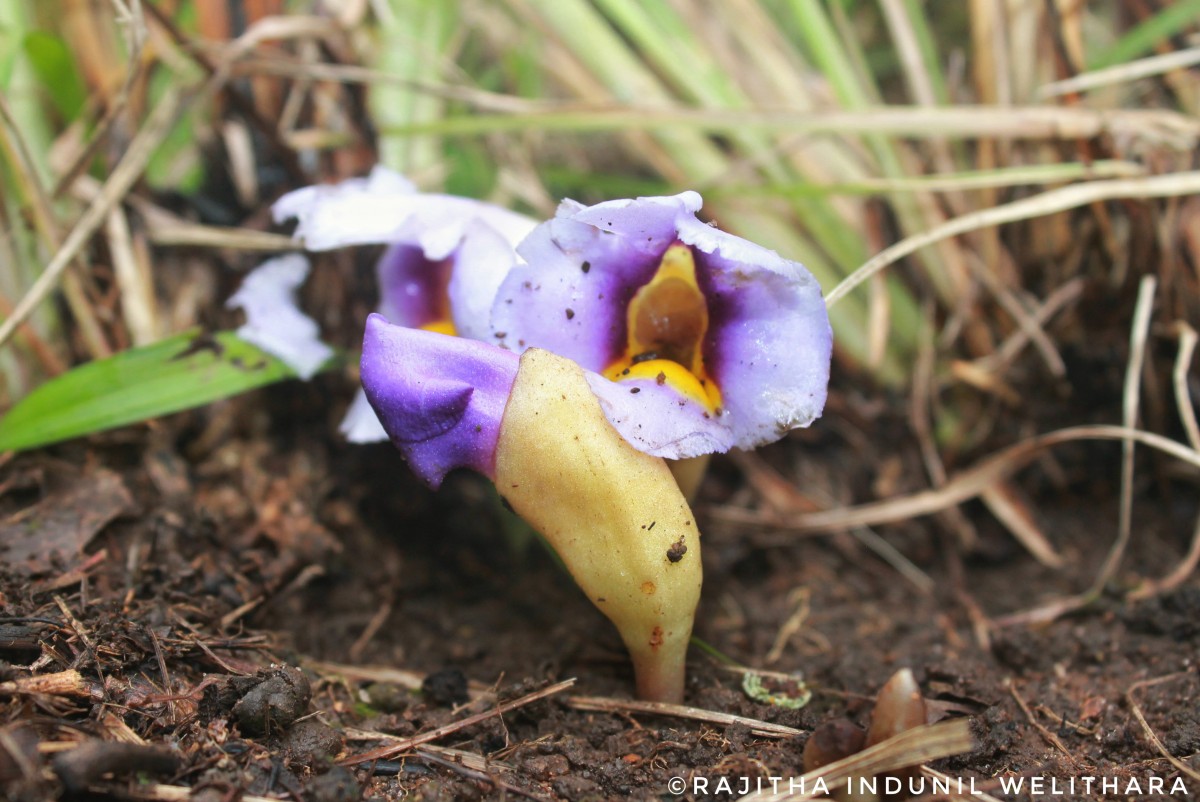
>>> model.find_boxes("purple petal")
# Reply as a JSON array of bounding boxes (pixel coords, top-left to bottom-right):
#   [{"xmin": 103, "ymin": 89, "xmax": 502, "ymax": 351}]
[
  {"xmin": 678, "ymin": 215, "xmax": 832, "ymax": 450},
  {"xmin": 360, "ymin": 314, "xmax": 519, "ymax": 487},
  {"xmin": 226, "ymin": 254, "xmax": 333, "ymax": 379},
  {"xmin": 489, "ymin": 192, "xmax": 831, "ymax": 458},
  {"xmin": 490, "ymin": 193, "xmax": 702, "ymax": 367}
]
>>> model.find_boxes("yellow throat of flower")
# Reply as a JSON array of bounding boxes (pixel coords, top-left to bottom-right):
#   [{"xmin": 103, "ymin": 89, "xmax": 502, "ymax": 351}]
[
  {"xmin": 604, "ymin": 243, "xmax": 722, "ymax": 413},
  {"xmin": 420, "ymin": 319, "xmax": 457, "ymax": 336}
]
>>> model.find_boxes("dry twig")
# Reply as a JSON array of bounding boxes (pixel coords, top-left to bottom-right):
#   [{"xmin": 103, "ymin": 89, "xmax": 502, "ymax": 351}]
[
  {"xmin": 340, "ymin": 678, "xmax": 574, "ymax": 765},
  {"xmin": 565, "ymin": 694, "xmax": 804, "ymax": 739},
  {"xmin": 1125, "ymin": 673, "xmax": 1200, "ymax": 785}
]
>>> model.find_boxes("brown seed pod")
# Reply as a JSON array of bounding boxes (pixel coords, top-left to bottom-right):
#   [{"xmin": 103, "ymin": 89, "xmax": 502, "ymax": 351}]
[{"xmin": 803, "ymin": 717, "xmax": 867, "ymax": 773}]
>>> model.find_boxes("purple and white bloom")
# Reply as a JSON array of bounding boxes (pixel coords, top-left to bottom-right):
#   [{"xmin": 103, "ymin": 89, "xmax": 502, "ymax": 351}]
[
  {"xmin": 488, "ymin": 192, "xmax": 832, "ymax": 459},
  {"xmin": 226, "ymin": 253, "xmax": 333, "ymax": 379},
  {"xmin": 266, "ymin": 166, "xmax": 538, "ymax": 441},
  {"xmin": 359, "ymin": 191, "xmax": 832, "ymax": 705}
]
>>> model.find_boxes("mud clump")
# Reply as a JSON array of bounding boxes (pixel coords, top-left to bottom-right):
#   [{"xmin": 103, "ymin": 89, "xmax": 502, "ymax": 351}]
[
  {"xmin": 421, "ymin": 667, "xmax": 469, "ymax": 707},
  {"xmin": 284, "ymin": 719, "xmax": 345, "ymax": 772},
  {"xmin": 232, "ymin": 665, "xmax": 312, "ymax": 735}
]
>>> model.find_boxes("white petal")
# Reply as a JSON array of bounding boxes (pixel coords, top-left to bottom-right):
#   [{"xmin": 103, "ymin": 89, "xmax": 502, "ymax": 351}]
[
  {"xmin": 273, "ymin": 167, "xmax": 536, "ymax": 257},
  {"xmin": 226, "ymin": 254, "xmax": 333, "ymax": 380},
  {"xmin": 447, "ymin": 220, "xmax": 524, "ymax": 341}
]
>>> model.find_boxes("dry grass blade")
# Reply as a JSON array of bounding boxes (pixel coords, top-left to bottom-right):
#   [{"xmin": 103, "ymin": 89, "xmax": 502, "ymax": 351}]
[
  {"xmin": 1125, "ymin": 673, "xmax": 1200, "ymax": 784},
  {"xmin": 736, "ymin": 719, "xmax": 974, "ymax": 801},
  {"xmin": 1039, "ymin": 47, "xmax": 1200, "ymax": 97},
  {"xmin": 980, "ymin": 483, "xmax": 1063, "ymax": 568},
  {"xmin": 730, "ymin": 425, "xmax": 1200, "ymax": 535},
  {"xmin": 973, "ymin": 277, "xmax": 1084, "ymax": 374},
  {"xmin": 0, "ymin": 94, "xmax": 111, "ymax": 359},
  {"xmin": 1129, "ymin": 322, "xmax": 1200, "ymax": 600},
  {"xmin": 105, "ymin": 208, "xmax": 158, "ymax": 346},
  {"xmin": 1170, "ymin": 322, "xmax": 1200, "ymax": 452},
  {"xmin": 0, "ymin": 89, "xmax": 188, "ymax": 349},
  {"xmin": 306, "ymin": 659, "xmax": 495, "ymax": 701},
  {"xmin": 136, "ymin": 786, "xmax": 278, "ymax": 802},
  {"xmin": 826, "ymin": 172, "xmax": 1200, "ymax": 308},
  {"xmin": 339, "ymin": 678, "xmax": 575, "ymax": 765},
  {"xmin": 1088, "ymin": 276, "xmax": 1156, "ymax": 596},
  {"xmin": 233, "ymin": 58, "xmax": 543, "ymax": 113},
  {"xmin": 385, "ymin": 105, "xmax": 1200, "ymax": 146},
  {"xmin": 565, "ymin": 694, "xmax": 803, "ymax": 738},
  {"xmin": 144, "ymin": 221, "xmax": 302, "ymax": 252}
]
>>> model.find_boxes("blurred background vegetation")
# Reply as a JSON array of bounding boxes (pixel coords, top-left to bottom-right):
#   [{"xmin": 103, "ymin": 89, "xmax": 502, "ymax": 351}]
[{"xmin": 1, "ymin": 0, "xmax": 1198, "ymax": 467}]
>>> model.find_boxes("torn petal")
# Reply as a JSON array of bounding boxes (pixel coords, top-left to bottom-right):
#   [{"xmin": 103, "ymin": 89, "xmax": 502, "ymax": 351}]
[{"xmin": 227, "ymin": 254, "xmax": 333, "ymax": 380}]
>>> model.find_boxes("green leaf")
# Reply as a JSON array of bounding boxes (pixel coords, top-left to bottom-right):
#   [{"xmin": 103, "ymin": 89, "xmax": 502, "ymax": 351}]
[
  {"xmin": 22, "ymin": 31, "xmax": 86, "ymax": 121},
  {"xmin": 0, "ymin": 330, "xmax": 325, "ymax": 452}
]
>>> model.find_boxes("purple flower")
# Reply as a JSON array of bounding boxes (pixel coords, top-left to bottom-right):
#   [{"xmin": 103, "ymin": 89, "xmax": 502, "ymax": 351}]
[
  {"xmin": 488, "ymin": 192, "xmax": 832, "ymax": 459},
  {"xmin": 266, "ymin": 167, "xmax": 537, "ymax": 441}
]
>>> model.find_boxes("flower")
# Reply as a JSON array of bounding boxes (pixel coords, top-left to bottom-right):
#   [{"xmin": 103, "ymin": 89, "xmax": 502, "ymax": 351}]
[
  {"xmin": 263, "ymin": 166, "xmax": 537, "ymax": 440},
  {"xmin": 361, "ymin": 313, "xmax": 702, "ymax": 703},
  {"xmin": 488, "ymin": 191, "xmax": 832, "ymax": 459}
]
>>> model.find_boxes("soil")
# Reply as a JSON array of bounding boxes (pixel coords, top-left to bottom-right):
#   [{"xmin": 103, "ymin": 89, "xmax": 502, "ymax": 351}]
[{"xmin": 1, "ymin": 360, "xmax": 1198, "ymax": 801}]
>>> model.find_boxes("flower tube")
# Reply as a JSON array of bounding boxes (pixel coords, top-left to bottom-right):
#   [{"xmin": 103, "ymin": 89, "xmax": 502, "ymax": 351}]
[
  {"xmin": 489, "ymin": 192, "xmax": 832, "ymax": 459},
  {"xmin": 361, "ymin": 314, "xmax": 702, "ymax": 703}
]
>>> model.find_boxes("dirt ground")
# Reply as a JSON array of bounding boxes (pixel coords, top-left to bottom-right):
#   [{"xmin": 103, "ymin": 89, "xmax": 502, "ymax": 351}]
[{"xmin": 1, "ymin": 346, "xmax": 1198, "ymax": 802}]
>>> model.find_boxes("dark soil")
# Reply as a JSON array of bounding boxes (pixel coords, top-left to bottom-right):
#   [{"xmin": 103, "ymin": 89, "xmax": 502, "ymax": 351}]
[{"xmin": 1, "ymin": 366, "xmax": 1198, "ymax": 801}]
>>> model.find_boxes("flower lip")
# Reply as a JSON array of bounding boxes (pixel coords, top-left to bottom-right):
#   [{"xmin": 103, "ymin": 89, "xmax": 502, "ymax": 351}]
[
  {"xmin": 360, "ymin": 313, "xmax": 519, "ymax": 488},
  {"xmin": 489, "ymin": 191, "xmax": 832, "ymax": 458}
]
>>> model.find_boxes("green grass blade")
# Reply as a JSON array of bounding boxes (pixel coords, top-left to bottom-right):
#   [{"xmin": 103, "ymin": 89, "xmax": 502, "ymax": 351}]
[
  {"xmin": 0, "ymin": 330, "xmax": 329, "ymax": 452},
  {"xmin": 21, "ymin": 31, "xmax": 87, "ymax": 121},
  {"xmin": 1090, "ymin": 0, "xmax": 1200, "ymax": 69}
]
